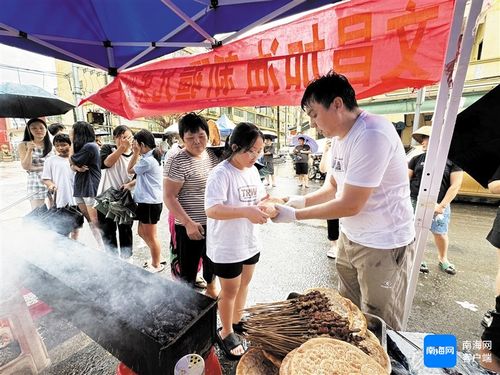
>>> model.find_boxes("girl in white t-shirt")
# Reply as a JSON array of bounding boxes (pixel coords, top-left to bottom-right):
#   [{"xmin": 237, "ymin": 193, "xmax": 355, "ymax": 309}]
[{"xmin": 205, "ymin": 122, "xmax": 268, "ymax": 359}]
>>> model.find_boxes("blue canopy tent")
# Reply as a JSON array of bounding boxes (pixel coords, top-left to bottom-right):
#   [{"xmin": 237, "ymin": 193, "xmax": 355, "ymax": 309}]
[
  {"xmin": 0, "ymin": 0, "xmax": 336, "ymax": 75},
  {"xmin": 0, "ymin": 0, "xmax": 489, "ymax": 336}
]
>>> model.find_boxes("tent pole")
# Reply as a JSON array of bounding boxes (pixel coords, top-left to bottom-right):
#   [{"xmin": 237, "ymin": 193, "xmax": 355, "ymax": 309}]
[
  {"xmin": 402, "ymin": 0, "xmax": 484, "ymax": 329},
  {"xmin": 412, "ymin": 87, "xmax": 426, "ymax": 146}
]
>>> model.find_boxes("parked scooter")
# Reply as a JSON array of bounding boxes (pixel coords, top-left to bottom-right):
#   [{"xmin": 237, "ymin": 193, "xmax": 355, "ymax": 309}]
[{"xmin": 309, "ymin": 154, "xmax": 326, "ymax": 181}]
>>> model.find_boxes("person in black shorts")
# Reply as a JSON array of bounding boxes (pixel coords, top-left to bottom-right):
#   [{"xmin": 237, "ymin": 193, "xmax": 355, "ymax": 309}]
[{"xmin": 293, "ymin": 137, "xmax": 311, "ymax": 188}]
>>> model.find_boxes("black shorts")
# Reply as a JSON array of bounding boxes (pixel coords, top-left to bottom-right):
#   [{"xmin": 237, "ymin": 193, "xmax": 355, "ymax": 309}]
[
  {"xmin": 135, "ymin": 203, "xmax": 162, "ymax": 224},
  {"xmin": 212, "ymin": 252, "xmax": 260, "ymax": 279},
  {"xmin": 487, "ymin": 207, "xmax": 500, "ymax": 248},
  {"xmin": 295, "ymin": 163, "xmax": 308, "ymax": 175}
]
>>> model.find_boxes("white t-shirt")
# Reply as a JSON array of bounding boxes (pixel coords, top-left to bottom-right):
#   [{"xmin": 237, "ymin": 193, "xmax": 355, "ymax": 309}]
[
  {"xmin": 42, "ymin": 155, "xmax": 76, "ymax": 207},
  {"xmin": 98, "ymin": 144, "xmax": 133, "ymax": 194},
  {"xmin": 330, "ymin": 111, "xmax": 414, "ymax": 249},
  {"xmin": 205, "ymin": 160, "xmax": 266, "ymax": 263}
]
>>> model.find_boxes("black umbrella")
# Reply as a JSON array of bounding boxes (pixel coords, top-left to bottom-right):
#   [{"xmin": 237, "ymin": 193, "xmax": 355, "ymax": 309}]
[
  {"xmin": 0, "ymin": 82, "xmax": 75, "ymax": 118},
  {"xmin": 448, "ymin": 85, "xmax": 500, "ymax": 188}
]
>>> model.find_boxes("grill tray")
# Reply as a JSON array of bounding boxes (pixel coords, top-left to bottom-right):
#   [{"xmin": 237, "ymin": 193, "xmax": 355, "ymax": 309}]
[{"xmin": 17, "ymin": 232, "xmax": 217, "ymax": 375}]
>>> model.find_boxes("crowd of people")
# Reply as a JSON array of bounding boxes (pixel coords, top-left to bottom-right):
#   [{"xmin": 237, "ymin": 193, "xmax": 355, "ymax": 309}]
[{"xmin": 19, "ymin": 70, "xmax": 499, "ymax": 364}]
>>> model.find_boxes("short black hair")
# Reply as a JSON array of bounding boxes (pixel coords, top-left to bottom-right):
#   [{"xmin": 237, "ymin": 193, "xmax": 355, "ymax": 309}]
[
  {"xmin": 298, "ymin": 136, "xmax": 305, "ymax": 141},
  {"xmin": 113, "ymin": 125, "xmax": 131, "ymax": 138},
  {"xmin": 178, "ymin": 112, "xmax": 209, "ymax": 139},
  {"xmin": 48, "ymin": 123, "xmax": 65, "ymax": 136},
  {"xmin": 53, "ymin": 133, "xmax": 71, "ymax": 145},
  {"xmin": 301, "ymin": 70, "xmax": 358, "ymax": 111},
  {"xmin": 133, "ymin": 129, "xmax": 156, "ymax": 149}
]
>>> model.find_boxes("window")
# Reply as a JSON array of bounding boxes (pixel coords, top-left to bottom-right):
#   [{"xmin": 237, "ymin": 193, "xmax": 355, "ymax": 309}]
[
  {"xmin": 247, "ymin": 112, "xmax": 255, "ymax": 123},
  {"xmin": 233, "ymin": 108, "xmax": 244, "ymax": 118}
]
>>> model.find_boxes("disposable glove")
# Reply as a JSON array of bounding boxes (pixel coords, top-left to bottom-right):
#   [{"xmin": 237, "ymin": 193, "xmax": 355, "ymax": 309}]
[
  {"xmin": 272, "ymin": 204, "xmax": 297, "ymax": 223},
  {"xmin": 285, "ymin": 195, "xmax": 306, "ymax": 209}
]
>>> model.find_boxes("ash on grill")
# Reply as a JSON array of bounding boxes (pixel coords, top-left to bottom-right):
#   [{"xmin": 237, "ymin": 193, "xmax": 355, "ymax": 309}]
[
  {"xmin": 142, "ymin": 300, "xmax": 199, "ymax": 345},
  {"xmin": 243, "ymin": 291, "xmax": 366, "ymax": 357}
]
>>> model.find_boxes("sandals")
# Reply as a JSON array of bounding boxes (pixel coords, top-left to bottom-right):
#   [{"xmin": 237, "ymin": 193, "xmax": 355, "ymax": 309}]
[
  {"xmin": 143, "ymin": 262, "xmax": 165, "ymax": 273},
  {"xmin": 419, "ymin": 262, "xmax": 429, "ymax": 273},
  {"xmin": 232, "ymin": 321, "xmax": 247, "ymax": 334},
  {"xmin": 439, "ymin": 261, "xmax": 457, "ymax": 275},
  {"xmin": 216, "ymin": 328, "xmax": 246, "ymax": 360}
]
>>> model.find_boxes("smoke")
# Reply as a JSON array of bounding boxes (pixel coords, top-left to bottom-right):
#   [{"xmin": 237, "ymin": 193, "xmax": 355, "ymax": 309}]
[{"xmin": 0, "ymin": 220, "xmax": 214, "ymax": 348}]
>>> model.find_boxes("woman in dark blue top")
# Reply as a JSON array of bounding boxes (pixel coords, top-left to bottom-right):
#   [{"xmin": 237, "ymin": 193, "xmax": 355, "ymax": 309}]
[{"xmin": 70, "ymin": 121, "xmax": 104, "ymax": 250}]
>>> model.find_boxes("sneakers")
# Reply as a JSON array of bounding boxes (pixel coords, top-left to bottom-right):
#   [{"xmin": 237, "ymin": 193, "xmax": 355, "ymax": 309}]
[
  {"xmin": 195, "ymin": 274, "xmax": 207, "ymax": 289},
  {"xmin": 143, "ymin": 262, "xmax": 165, "ymax": 273},
  {"xmin": 327, "ymin": 246, "xmax": 338, "ymax": 259}
]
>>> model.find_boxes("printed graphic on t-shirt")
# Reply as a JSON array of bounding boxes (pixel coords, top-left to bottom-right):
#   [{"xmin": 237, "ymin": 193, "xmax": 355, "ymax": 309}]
[
  {"xmin": 238, "ymin": 185, "xmax": 257, "ymax": 203},
  {"xmin": 332, "ymin": 157, "xmax": 345, "ymax": 172}
]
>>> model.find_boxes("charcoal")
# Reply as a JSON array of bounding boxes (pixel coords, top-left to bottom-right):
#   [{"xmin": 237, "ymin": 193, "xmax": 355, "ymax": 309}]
[{"xmin": 17, "ymin": 231, "xmax": 217, "ymax": 375}]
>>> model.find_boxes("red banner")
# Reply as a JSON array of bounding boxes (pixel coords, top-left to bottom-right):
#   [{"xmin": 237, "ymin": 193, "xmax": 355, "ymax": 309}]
[{"xmin": 83, "ymin": 0, "xmax": 455, "ymax": 119}]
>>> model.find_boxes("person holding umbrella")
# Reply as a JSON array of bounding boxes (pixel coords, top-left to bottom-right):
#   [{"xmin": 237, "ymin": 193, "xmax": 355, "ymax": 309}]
[
  {"xmin": 408, "ymin": 126, "xmax": 463, "ymax": 275},
  {"xmin": 272, "ymin": 71, "xmax": 415, "ymax": 330},
  {"xmin": 293, "ymin": 136, "xmax": 311, "ymax": 188},
  {"xmin": 19, "ymin": 118, "xmax": 53, "ymax": 209},
  {"xmin": 262, "ymin": 135, "xmax": 276, "ymax": 187}
]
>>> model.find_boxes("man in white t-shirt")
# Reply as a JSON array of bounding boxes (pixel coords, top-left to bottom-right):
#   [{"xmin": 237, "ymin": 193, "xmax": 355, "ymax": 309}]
[{"xmin": 273, "ymin": 71, "xmax": 415, "ymax": 330}]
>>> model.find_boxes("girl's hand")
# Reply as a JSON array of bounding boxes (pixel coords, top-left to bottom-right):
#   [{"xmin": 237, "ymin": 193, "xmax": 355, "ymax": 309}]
[
  {"xmin": 121, "ymin": 182, "xmax": 133, "ymax": 191},
  {"xmin": 245, "ymin": 206, "xmax": 269, "ymax": 224},
  {"xmin": 26, "ymin": 141, "xmax": 36, "ymax": 152},
  {"xmin": 73, "ymin": 165, "xmax": 89, "ymax": 172},
  {"xmin": 132, "ymin": 141, "xmax": 141, "ymax": 154}
]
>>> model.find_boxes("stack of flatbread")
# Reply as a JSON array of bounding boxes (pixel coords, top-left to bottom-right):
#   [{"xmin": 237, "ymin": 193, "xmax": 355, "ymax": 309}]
[
  {"xmin": 236, "ymin": 287, "xmax": 391, "ymax": 375},
  {"xmin": 279, "ymin": 338, "xmax": 387, "ymax": 375}
]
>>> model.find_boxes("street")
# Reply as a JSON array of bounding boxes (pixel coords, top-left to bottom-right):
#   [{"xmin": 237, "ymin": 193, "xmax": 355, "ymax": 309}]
[{"xmin": 0, "ymin": 159, "xmax": 498, "ymax": 374}]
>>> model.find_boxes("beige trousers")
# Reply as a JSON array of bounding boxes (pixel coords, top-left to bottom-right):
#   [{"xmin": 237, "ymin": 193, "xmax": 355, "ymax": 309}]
[{"xmin": 336, "ymin": 232, "xmax": 415, "ymax": 330}]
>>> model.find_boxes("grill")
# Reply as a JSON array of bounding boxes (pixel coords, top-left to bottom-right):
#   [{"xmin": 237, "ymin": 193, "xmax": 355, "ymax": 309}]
[{"xmin": 16, "ymin": 232, "xmax": 217, "ymax": 375}]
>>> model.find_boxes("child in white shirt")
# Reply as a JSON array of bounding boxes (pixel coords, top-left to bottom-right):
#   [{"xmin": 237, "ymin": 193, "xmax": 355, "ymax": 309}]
[
  {"xmin": 42, "ymin": 133, "xmax": 82, "ymax": 239},
  {"xmin": 205, "ymin": 122, "xmax": 268, "ymax": 359}
]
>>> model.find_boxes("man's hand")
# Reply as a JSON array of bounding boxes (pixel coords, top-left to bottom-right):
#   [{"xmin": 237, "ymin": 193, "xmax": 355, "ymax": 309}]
[
  {"xmin": 272, "ymin": 204, "xmax": 297, "ymax": 223},
  {"xmin": 186, "ymin": 221, "xmax": 205, "ymax": 240},
  {"xmin": 285, "ymin": 195, "xmax": 306, "ymax": 209},
  {"xmin": 48, "ymin": 184, "xmax": 57, "ymax": 193}
]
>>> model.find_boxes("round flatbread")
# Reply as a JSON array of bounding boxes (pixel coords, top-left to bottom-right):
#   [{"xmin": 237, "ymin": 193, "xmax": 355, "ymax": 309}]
[
  {"xmin": 288, "ymin": 338, "xmax": 386, "ymax": 375},
  {"xmin": 356, "ymin": 337, "xmax": 391, "ymax": 374},
  {"xmin": 263, "ymin": 350, "xmax": 282, "ymax": 368},
  {"xmin": 236, "ymin": 348, "xmax": 279, "ymax": 375},
  {"xmin": 303, "ymin": 288, "xmax": 353, "ymax": 327},
  {"xmin": 279, "ymin": 348, "xmax": 297, "ymax": 375},
  {"xmin": 365, "ymin": 329, "xmax": 380, "ymax": 345}
]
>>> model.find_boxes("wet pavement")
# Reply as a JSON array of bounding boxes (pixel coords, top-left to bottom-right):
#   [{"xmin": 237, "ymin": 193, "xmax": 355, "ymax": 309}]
[{"xmin": 0, "ymin": 159, "xmax": 498, "ymax": 374}]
